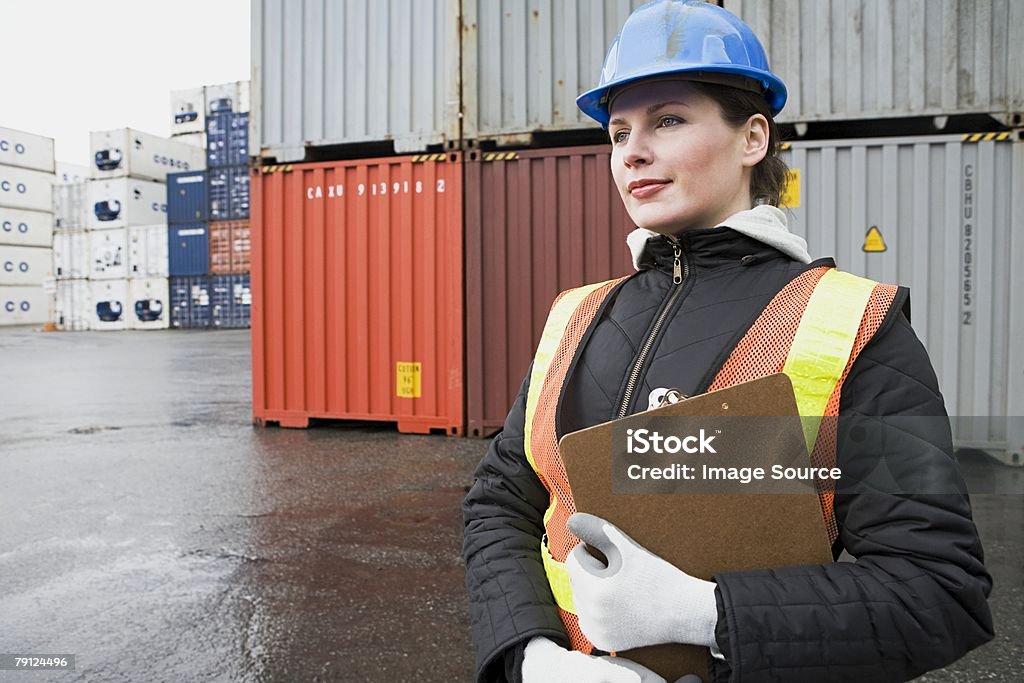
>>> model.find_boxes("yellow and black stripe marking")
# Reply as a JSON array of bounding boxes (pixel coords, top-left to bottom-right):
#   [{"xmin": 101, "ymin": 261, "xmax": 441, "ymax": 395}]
[
  {"xmin": 260, "ymin": 164, "xmax": 294, "ymax": 174},
  {"xmin": 410, "ymin": 153, "xmax": 447, "ymax": 163},
  {"xmin": 961, "ymin": 132, "xmax": 1010, "ymax": 142},
  {"xmin": 482, "ymin": 152, "xmax": 519, "ymax": 162}
]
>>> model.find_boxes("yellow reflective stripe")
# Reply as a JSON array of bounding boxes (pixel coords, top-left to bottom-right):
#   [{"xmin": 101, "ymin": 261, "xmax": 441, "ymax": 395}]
[
  {"xmin": 784, "ymin": 269, "xmax": 876, "ymax": 454},
  {"xmin": 523, "ymin": 280, "xmax": 615, "ymax": 471},
  {"xmin": 541, "ymin": 531, "xmax": 576, "ymax": 614}
]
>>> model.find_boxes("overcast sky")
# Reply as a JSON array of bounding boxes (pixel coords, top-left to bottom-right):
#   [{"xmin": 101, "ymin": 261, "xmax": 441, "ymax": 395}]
[{"xmin": 0, "ymin": 0, "xmax": 250, "ymax": 167}]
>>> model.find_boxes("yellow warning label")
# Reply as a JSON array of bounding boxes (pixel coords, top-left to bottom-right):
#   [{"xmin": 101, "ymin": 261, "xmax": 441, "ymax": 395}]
[
  {"xmin": 863, "ymin": 226, "xmax": 887, "ymax": 252},
  {"xmin": 779, "ymin": 169, "xmax": 800, "ymax": 208},
  {"xmin": 396, "ymin": 362, "xmax": 422, "ymax": 398}
]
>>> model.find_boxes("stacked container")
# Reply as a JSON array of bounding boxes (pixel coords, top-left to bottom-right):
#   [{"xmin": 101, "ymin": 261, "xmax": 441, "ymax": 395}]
[
  {"xmin": 84, "ymin": 128, "xmax": 202, "ymax": 330},
  {"xmin": 1, "ymin": 125, "xmax": 56, "ymax": 327}
]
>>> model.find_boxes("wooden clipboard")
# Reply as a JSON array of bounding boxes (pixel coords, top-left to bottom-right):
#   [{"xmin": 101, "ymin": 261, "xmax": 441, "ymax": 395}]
[{"xmin": 559, "ymin": 374, "xmax": 834, "ymax": 681}]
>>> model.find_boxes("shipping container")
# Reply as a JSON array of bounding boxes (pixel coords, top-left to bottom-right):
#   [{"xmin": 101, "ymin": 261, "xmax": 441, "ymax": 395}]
[
  {"xmin": 128, "ymin": 277, "xmax": 170, "ymax": 330},
  {"xmin": 205, "ymin": 81, "xmax": 249, "ymax": 115},
  {"xmin": 88, "ymin": 228, "xmax": 128, "ymax": 280},
  {"xmin": 55, "ymin": 279, "xmax": 90, "ymax": 330},
  {"xmin": 173, "ymin": 132, "xmax": 208, "ymax": 149},
  {"xmin": 54, "ymin": 162, "xmax": 91, "ymax": 185},
  {"xmin": 86, "ymin": 177, "xmax": 167, "ymax": 229},
  {"xmin": 251, "ymin": 0, "xmax": 646, "ymax": 159},
  {"xmin": 209, "ymin": 220, "xmax": 251, "ymax": 274},
  {"xmin": 167, "ymin": 171, "xmax": 208, "ymax": 223},
  {"xmin": 1, "ymin": 207, "xmax": 53, "ymax": 248},
  {"xmin": 54, "ymin": 182, "xmax": 88, "ymax": 230},
  {"xmin": 464, "ymin": 145, "xmax": 634, "ymax": 436},
  {"xmin": 0, "ymin": 126, "xmax": 55, "ymax": 173},
  {"xmin": 0, "ymin": 165, "xmax": 54, "ymax": 212},
  {"xmin": 90, "ymin": 128, "xmax": 206, "ymax": 182},
  {"xmin": 779, "ymin": 133, "xmax": 1023, "ymax": 464},
  {"xmin": 251, "ymin": 156, "xmax": 463, "ymax": 433},
  {"xmin": 127, "ymin": 224, "xmax": 169, "ymax": 278},
  {"xmin": 0, "ymin": 245, "xmax": 53, "ymax": 286},
  {"xmin": 228, "ymin": 113, "xmax": 249, "ymax": 166},
  {"xmin": 0, "ymin": 285, "xmax": 50, "ymax": 326},
  {"xmin": 206, "ymin": 114, "xmax": 228, "ymax": 168},
  {"xmin": 53, "ymin": 231, "xmax": 89, "ymax": 280},
  {"xmin": 89, "ymin": 279, "xmax": 128, "ymax": 331},
  {"xmin": 724, "ymin": 0, "xmax": 1024, "ymax": 126},
  {"xmin": 170, "ymin": 275, "xmax": 211, "ymax": 328},
  {"xmin": 211, "ymin": 273, "xmax": 251, "ymax": 328},
  {"xmin": 170, "ymin": 87, "xmax": 206, "ymax": 136},
  {"xmin": 168, "ymin": 223, "xmax": 210, "ymax": 276},
  {"xmin": 208, "ymin": 166, "xmax": 249, "ymax": 221}
]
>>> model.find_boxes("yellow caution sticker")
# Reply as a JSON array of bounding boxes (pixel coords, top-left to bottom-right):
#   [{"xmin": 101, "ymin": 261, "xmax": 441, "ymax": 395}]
[
  {"xmin": 780, "ymin": 169, "xmax": 800, "ymax": 208},
  {"xmin": 863, "ymin": 226, "xmax": 887, "ymax": 253},
  {"xmin": 396, "ymin": 362, "xmax": 422, "ymax": 398}
]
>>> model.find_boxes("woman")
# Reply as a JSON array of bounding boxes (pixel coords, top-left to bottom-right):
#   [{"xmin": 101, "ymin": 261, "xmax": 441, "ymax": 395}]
[{"xmin": 462, "ymin": 2, "xmax": 993, "ymax": 681}]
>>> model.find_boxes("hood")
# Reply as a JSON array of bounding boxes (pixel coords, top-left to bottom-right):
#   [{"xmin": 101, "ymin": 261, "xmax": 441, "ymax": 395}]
[{"xmin": 626, "ymin": 205, "xmax": 811, "ymax": 270}]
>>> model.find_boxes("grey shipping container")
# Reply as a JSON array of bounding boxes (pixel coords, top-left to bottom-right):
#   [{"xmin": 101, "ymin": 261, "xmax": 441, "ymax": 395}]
[
  {"xmin": 780, "ymin": 133, "xmax": 1023, "ymax": 464},
  {"xmin": 464, "ymin": 145, "xmax": 633, "ymax": 437},
  {"xmin": 724, "ymin": 0, "xmax": 1024, "ymax": 126},
  {"xmin": 250, "ymin": 0, "xmax": 646, "ymax": 161}
]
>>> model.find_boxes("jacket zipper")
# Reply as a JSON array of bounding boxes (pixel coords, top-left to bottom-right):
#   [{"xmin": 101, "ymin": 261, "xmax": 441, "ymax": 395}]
[{"xmin": 617, "ymin": 237, "xmax": 690, "ymax": 418}]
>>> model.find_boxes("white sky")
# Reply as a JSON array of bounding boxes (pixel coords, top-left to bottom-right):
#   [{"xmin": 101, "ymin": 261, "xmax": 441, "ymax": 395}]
[{"xmin": 0, "ymin": 0, "xmax": 250, "ymax": 166}]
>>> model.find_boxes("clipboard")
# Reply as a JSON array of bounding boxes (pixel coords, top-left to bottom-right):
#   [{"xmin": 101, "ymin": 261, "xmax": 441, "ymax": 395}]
[{"xmin": 559, "ymin": 374, "xmax": 834, "ymax": 681}]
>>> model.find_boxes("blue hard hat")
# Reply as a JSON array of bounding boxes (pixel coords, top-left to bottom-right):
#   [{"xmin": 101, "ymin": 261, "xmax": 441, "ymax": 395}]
[{"xmin": 577, "ymin": 0, "xmax": 787, "ymax": 127}]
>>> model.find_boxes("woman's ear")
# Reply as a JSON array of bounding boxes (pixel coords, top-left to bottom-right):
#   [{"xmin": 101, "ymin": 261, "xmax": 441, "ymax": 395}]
[{"xmin": 742, "ymin": 114, "xmax": 770, "ymax": 168}]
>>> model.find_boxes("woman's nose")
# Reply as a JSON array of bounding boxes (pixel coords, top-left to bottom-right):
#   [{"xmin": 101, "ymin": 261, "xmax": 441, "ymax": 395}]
[{"xmin": 621, "ymin": 132, "xmax": 651, "ymax": 167}]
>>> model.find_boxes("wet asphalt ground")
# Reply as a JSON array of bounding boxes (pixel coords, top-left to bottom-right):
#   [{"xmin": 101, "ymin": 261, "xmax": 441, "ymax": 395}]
[{"xmin": 0, "ymin": 326, "xmax": 1021, "ymax": 682}]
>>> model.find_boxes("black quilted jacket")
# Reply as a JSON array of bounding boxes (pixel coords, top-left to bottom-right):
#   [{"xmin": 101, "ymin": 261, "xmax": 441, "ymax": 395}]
[{"xmin": 461, "ymin": 227, "xmax": 994, "ymax": 682}]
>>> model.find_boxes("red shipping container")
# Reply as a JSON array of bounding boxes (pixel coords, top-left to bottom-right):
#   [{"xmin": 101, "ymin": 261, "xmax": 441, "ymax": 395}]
[
  {"xmin": 251, "ymin": 155, "xmax": 464, "ymax": 434},
  {"xmin": 209, "ymin": 220, "xmax": 251, "ymax": 274},
  {"xmin": 464, "ymin": 145, "xmax": 634, "ymax": 437}
]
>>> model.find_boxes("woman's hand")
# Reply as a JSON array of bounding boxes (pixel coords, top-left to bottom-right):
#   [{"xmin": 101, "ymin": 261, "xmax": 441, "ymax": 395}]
[
  {"xmin": 521, "ymin": 636, "xmax": 667, "ymax": 683},
  {"xmin": 565, "ymin": 513, "xmax": 719, "ymax": 652}
]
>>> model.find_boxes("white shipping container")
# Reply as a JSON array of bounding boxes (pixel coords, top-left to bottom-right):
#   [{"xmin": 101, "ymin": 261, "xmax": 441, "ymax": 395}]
[
  {"xmin": 127, "ymin": 224, "xmax": 169, "ymax": 278},
  {"xmin": 90, "ymin": 128, "xmax": 206, "ymax": 182},
  {"xmin": 55, "ymin": 279, "xmax": 91, "ymax": 331},
  {"xmin": 171, "ymin": 87, "xmax": 206, "ymax": 136},
  {"xmin": 0, "ymin": 285, "xmax": 50, "ymax": 326},
  {"xmin": 0, "ymin": 245, "xmax": 53, "ymax": 286},
  {"xmin": 0, "ymin": 126, "xmax": 55, "ymax": 173},
  {"xmin": 54, "ymin": 162, "xmax": 91, "ymax": 185},
  {"xmin": 89, "ymin": 279, "xmax": 129, "ymax": 331},
  {"xmin": 128, "ymin": 277, "xmax": 170, "ymax": 330},
  {"xmin": 781, "ymin": 133, "xmax": 1023, "ymax": 465},
  {"xmin": 173, "ymin": 132, "xmax": 207, "ymax": 149},
  {"xmin": 52, "ymin": 231, "xmax": 89, "ymax": 279},
  {"xmin": 0, "ymin": 165, "xmax": 54, "ymax": 212},
  {"xmin": 54, "ymin": 182, "xmax": 88, "ymax": 231},
  {"xmin": 1, "ymin": 207, "xmax": 53, "ymax": 248},
  {"xmin": 88, "ymin": 228, "xmax": 128, "ymax": 280},
  {"xmin": 724, "ymin": 0, "xmax": 1024, "ymax": 126},
  {"xmin": 86, "ymin": 177, "xmax": 167, "ymax": 229},
  {"xmin": 205, "ymin": 81, "xmax": 249, "ymax": 115}
]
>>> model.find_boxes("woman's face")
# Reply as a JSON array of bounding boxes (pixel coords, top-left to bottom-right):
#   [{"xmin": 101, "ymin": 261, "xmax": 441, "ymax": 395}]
[{"xmin": 608, "ymin": 79, "xmax": 765, "ymax": 235}]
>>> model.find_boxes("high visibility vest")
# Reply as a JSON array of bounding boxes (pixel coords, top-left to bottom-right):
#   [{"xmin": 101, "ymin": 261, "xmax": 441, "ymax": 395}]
[{"xmin": 523, "ymin": 266, "xmax": 899, "ymax": 653}]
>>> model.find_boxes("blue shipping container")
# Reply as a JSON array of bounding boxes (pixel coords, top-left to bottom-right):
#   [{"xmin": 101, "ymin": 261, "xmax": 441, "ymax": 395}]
[
  {"xmin": 210, "ymin": 273, "xmax": 251, "ymax": 328},
  {"xmin": 206, "ymin": 114, "xmax": 229, "ymax": 168},
  {"xmin": 228, "ymin": 113, "xmax": 248, "ymax": 166},
  {"xmin": 229, "ymin": 166, "xmax": 250, "ymax": 219},
  {"xmin": 170, "ymin": 275, "xmax": 211, "ymax": 328},
  {"xmin": 168, "ymin": 223, "xmax": 210, "ymax": 276},
  {"xmin": 167, "ymin": 171, "xmax": 208, "ymax": 223},
  {"xmin": 207, "ymin": 168, "xmax": 230, "ymax": 221}
]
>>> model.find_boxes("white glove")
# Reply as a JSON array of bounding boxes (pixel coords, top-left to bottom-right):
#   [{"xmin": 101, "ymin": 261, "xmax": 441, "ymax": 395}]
[
  {"xmin": 565, "ymin": 513, "xmax": 719, "ymax": 653},
  {"xmin": 521, "ymin": 636, "xmax": 667, "ymax": 683}
]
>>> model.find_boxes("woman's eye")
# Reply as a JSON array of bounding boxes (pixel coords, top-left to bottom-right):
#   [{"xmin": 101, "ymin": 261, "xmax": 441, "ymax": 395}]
[
  {"xmin": 612, "ymin": 130, "xmax": 629, "ymax": 143},
  {"xmin": 659, "ymin": 115, "xmax": 683, "ymax": 127}
]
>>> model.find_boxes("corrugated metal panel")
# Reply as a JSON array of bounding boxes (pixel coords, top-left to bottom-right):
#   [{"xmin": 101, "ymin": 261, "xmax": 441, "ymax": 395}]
[
  {"xmin": 167, "ymin": 171, "xmax": 208, "ymax": 223},
  {"xmin": 170, "ymin": 275, "xmax": 212, "ymax": 328},
  {"xmin": 464, "ymin": 145, "xmax": 634, "ymax": 437},
  {"xmin": 251, "ymin": 157, "xmax": 463, "ymax": 433},
  {"xmin": 252, "ymin": 0, "xmax": 462, "ymax": 161},
  {"xmin": 209, "ymin": 220, "xmax": 251, "ymax": 274},
  {"xmin": 168, "ymin": 224, "xmax": 210, "ymax": 276},
  {"xmin": 781, "ymin": 134, "xmax": 1022, "ymax": 461},
  {"xmin": 724, "ymin": 0, "xmax": 1024, "ymax": 125},
  {"xmin": 211, "ymin": 273, "xmax": 251, "ymax": 328}
]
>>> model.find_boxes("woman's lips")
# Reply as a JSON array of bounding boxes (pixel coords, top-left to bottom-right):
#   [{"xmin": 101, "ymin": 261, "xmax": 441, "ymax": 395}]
[{"xmin": 630, "ymin": 181, "xmax": 669, "ymax": 198}]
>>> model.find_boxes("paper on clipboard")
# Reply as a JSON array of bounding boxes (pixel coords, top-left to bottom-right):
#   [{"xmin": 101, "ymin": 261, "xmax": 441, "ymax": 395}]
[{"xmin": 558, "ymin": 374, "xmax": 834, "ymax": 681}]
